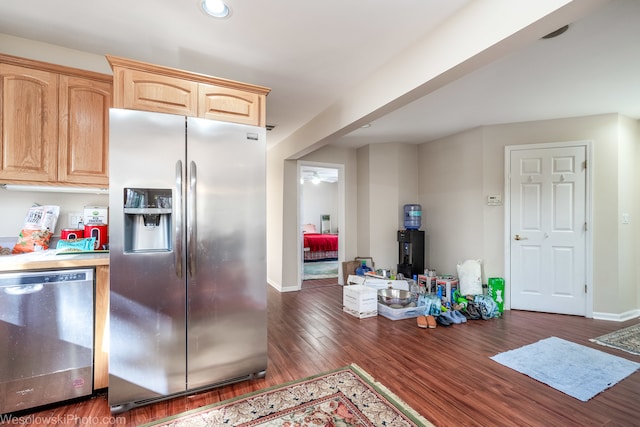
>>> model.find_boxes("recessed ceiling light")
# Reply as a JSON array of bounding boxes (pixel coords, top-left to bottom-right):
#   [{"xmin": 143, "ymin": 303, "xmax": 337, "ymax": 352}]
[{"xmin": 201, "ymin": 0, "xmax": 231, "ymax": 18}]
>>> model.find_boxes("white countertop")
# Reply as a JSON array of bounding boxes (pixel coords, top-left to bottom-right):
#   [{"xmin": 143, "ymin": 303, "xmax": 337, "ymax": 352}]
[{"xmin": 0, "ymin": 249, "xmax": 109, "ymax": 272}]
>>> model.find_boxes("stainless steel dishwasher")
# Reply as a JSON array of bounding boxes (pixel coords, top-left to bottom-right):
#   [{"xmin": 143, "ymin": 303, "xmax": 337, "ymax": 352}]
[{"xmin": 0, "ymin": 268, "xmax": 94, "ymax": 414}]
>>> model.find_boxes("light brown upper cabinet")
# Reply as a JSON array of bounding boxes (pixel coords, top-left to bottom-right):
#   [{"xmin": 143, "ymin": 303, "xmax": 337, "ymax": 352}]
[
  {"xmin": 0, "ymin": 62, "xmax": 59, "ymax": 182},
  {"xmin": 107, "ymin": 55, "xmax": 270, "ymax": 127},
  {"xmin": 58, "ymin": 75, "xmax": 111, "ymax": 185},
  {"xmin": 0, "ymin": 54, "xmax": 112, "ymax": 186}
]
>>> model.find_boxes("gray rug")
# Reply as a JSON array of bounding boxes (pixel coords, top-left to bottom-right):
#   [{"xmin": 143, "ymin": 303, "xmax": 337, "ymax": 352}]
[
  {"xmin": 590, "ymin": 323, "xmax": 640, "ymax": 356},
  {"xmin": 303, "ymin": 261, "xmax": 338, "ymax": 279},
  {"xmin": 491, "ymin": 336, "xmax": 640, "ymax": 401}
]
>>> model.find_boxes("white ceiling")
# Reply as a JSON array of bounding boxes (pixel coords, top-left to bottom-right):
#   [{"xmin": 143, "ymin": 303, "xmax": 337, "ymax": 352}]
[
  {"xmin": 301, "ymin": 166, "xmax": 338, "ymax": 184},
  {"xmin": 341, "ymin": 0, "xmax": 640, "ymax": 147},
  {"xmin": 0, "ymin": 0, "xmax": 638, "ymax": 151}
]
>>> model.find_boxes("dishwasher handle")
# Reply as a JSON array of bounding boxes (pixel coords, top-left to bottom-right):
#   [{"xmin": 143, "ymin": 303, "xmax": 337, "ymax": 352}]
[{"xmin": 3, "ymin": 284, "xmax": 44, "ymax": 295}]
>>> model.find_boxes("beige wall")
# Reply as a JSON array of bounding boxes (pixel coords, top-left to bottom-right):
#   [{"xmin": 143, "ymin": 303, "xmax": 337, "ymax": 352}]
[
  {"xmin": 267, "ymin": 144, "xmax": 357, "ymax": 291},
  {"xmin": 418, "ymin": 113, "xmax": 639, "ymax": 318},
  {"xmin": 418, "ymin": 128, "xmax": 486, "ymax": 277},
  {"xmin": 265, "ymin": 141, "xmax": 286, "ymax": 289},
  {"xmin": 0, "ymin": 33, "xmax": 110, "ymax": 73},
  {"xmin": 356, "ymin": 146, "xmax": 371, "ymax": 265},
  {"xmin": 618, "ymin": 116, "xmax": 639, "ymax": 313},
  {"xmin": 356, "ymin": 143, "xmax": 420, "ymax": 271}
]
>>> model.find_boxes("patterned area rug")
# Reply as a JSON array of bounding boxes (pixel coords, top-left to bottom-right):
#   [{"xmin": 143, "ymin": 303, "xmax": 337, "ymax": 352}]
[
  {"xmin": 590, "ymin": 323, "xmax": 640, "ymax": 355},
  {"xmin": 143, "ymin": 364, "xmax": 433, "ymax": 426},
  {"xmin": 303, "ymin": 260, "xmax": 339, "ymax": 279}
]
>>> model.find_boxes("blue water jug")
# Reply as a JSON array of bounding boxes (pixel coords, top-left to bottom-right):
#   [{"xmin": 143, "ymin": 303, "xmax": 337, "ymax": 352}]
[{"xmin": 404, "ymin": 204, "xmax": 422, "ymax": 230}]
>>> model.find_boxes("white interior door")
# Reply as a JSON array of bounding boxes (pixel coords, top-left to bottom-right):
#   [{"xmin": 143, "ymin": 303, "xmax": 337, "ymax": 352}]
[{"xmin": 509, "ymin": 145, "xmax": 587, "ymax": 315}]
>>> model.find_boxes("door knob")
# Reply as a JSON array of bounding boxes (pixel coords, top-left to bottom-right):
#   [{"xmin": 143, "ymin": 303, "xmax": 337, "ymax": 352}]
[{"xmin": 514, "ymin": 234, "xmax": 522, "ymax": 240}]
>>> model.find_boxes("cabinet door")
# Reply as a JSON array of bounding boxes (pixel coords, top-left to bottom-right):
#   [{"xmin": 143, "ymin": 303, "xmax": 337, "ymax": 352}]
[
  {"xmin": 58, "ymin": 75, "xmax": 112, "ymax": 185},
  {"xmin": 119, "ymin": 68, "xmax": 198, "ymax": 116},
  {"xmin": 198, "ymin": 83, "xmax": 264, "ymax": 126},
  {"xmin": 0, "ymin": 64, "xmax": 58, "ymax": 182}
]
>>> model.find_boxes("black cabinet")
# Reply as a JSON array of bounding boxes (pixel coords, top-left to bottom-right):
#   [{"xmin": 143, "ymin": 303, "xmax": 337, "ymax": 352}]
[{"xmin": 397, "ymin": 229, "xmax": 424, "ymax": 279}]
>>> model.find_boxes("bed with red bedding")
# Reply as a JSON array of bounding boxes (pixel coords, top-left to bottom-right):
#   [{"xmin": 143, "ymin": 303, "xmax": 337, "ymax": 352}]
[{"xmin": 303, "ymin": 233, "xmax": 338, "ymax": 261}]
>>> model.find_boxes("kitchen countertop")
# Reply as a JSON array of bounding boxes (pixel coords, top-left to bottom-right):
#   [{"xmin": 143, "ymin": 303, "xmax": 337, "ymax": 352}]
[{"xmin": 0, "ymin": 250, "xmax": 109, "ymax": 272}]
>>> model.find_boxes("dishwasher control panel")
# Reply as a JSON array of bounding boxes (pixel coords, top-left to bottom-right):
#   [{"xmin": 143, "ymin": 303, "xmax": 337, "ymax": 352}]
[{"xmin": 0, "ymin": 269, "xmax": 92, "ymax": 286}]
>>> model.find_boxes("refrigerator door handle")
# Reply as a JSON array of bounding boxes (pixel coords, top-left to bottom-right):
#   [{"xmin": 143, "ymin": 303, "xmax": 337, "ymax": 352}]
[
  {"xmin": 188, "ymin": 161, "xmax": 197, "ymax": 278},
  {"xmin": 175, "ymin": 161, "xmax": 183, "ymax": 278}
]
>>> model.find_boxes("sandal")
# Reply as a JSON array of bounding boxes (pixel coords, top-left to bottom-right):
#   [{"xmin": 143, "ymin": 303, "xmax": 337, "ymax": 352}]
[
  {"xmin": 426, "ymin": 315, "xmax": 437, "ymax": 329},
  {"xmin": 417, "ymin": 316, "xmax": 428, "ymax": 329}
]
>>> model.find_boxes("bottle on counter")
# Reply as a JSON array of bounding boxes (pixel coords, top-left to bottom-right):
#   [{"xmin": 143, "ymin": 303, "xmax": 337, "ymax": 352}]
[{"xmin": 355, "ymin": 260, "xmax": 372, "ymax": 276}]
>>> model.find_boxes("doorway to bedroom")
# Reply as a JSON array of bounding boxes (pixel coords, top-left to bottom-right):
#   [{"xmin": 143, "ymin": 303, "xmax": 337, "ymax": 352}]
[{"xmin": 299, "ymin": 163, "xmax": 343, "ymax": 289}]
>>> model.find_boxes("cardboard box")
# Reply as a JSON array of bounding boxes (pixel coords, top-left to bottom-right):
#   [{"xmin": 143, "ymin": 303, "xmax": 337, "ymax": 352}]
[
  {"xmin": 418, "ymin": 275, "xmax": 436, "ymax": 294},
  {"xmin": 436, "ymin": 278, "xmax": 459, "ymax": 302},
  {"xmin": 84, "ymin": 206, "xmax": 108, "ymax": 225},
  {"xmin": 377, "ymin": 303, "xmax": 426, "ymax": 321},
  {"xmin": 343, "ymin": 285, "xmax": 378, "ymax": 319},
  {"xmin": 342, "ymin": 257, "xmax": 374, "ymax": 284}
]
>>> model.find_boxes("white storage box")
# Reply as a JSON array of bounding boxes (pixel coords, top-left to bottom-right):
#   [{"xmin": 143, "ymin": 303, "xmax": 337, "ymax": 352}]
[
  {"xmin": 346, "ymin": 275, "xmax": 366, "ymax": 285},
  {"xmin": 343, "ymin": 285, "xmax": 378, "ymax": 319},
  {"xmin": 377, "ymin": 303, "xmax": 425, "ymax": 321},
  {"xmin": 363, "ymin": 278, "xmax": 410, "ymax": 291}
]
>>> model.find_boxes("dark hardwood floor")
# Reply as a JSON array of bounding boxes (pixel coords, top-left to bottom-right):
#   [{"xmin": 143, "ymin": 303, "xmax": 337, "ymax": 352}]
[{"xmin": 4, "ymin": 284, "xmax": 639, "ymax": 426}]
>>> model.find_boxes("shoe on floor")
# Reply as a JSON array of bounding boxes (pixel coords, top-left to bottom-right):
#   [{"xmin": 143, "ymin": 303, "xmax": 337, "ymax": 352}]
[
  {"xmin": 436, "ymin": 314, "xmax": 452, "ymax": 326},
  {"xmin": 426, "ymin": 315, "xmax": 437, "ymax": 329},
  {"xmin": 440, "ymin": 311, "xmax": 460, "ymax": 324},
  {"xmin": 417, "ymin": 315, "xmax": 428, "ymax": 329},
  {"xmin": 451, "ymin": 310, "xmax": 467, "ymax": 323},
  {"xmin": 465, "ymin": 303, "xmax": 481, "ymax": 320}
]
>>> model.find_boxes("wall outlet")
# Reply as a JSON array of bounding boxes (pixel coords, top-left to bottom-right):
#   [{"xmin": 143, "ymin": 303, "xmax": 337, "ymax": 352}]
[{"xmin": 68, "ymin": 213, "xmax": 84, "ymax": 229}]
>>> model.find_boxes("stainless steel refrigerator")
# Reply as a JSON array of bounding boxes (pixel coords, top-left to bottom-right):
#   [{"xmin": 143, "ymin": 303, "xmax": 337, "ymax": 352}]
[{"xmin": 108, "ymin": 108, "xmax": 267, "ymax": 413}]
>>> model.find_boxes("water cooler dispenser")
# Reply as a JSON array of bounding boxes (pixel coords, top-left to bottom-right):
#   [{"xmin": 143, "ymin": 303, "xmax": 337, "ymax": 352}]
[
  {"xmin": 397, "ymin": 204, "xmax": 424, "ymax": 278},
  {"xmin": 397, "ymin": 229, "xmax": 424, "ymax": 278},
  {"xmin": 123, "ymin": 188, "xmax": 173, "ymax": 252}
]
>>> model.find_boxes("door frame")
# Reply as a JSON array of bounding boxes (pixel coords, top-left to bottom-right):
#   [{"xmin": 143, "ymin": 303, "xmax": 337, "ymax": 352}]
[
  {"xmin": 503, "ymin": 140, "xmax": 593, "ymax": 317},
  {"xmin": 297, "ymin": 161, "xmax": 345, "ymax": 289}
]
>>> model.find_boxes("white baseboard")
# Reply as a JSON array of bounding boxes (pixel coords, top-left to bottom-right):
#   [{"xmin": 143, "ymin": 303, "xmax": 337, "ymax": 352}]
[
  {"xmin": 592, "ymin": 309, "xmax": 640, "ymax": 322},
  {"xmin": 267, "ymin": 279, "xmax": 299, "ymax": 293}
]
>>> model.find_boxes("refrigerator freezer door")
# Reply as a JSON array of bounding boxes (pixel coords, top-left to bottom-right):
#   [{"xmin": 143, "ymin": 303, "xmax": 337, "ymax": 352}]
[
  {"xmin": 108, "ymin": 109, "xmax": 188, "ymax": 409},
  {"xmin": 185, "ymin": 117, "xmax": 267, "ymax": 389}
]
